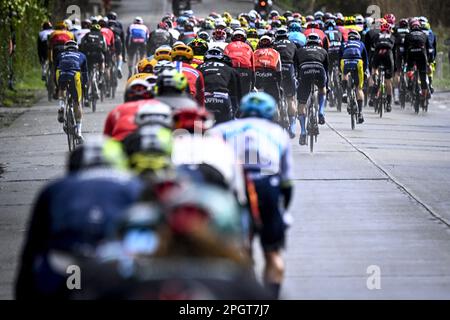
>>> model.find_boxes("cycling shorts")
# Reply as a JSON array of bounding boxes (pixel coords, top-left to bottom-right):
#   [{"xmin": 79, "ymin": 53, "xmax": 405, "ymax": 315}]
[
  {"xmin": 247, "ymin": 173, "xmax": 286, "ymax": 252},
  {"xmin": 406, "ymin": 51, "xmax": 428, "ymax": 90},
  {"xmin": 372, "ymin": 49, "xmax": 394, "ymax": 79},
  {"xmin": 57, "ymin": 70, "xmax": 82, "ymax": 104},
  {"xmin": 128, "ymin": 42, "xmax": 147, "ymax": 60},
  {"xmin": 236, "ymin": 67, "xmax": 254, "ymax": 95},
  {"xmin": 281, "ymin": 63, "xmax": 297, "ymax": 97},
  {"xmin": 204, "ymin": 92, "xmax": 233, "ymax": 124},
  {"xmin": 255, "ymin": 68, "xmax": 281, "ymax": 102},
  {"xmin": 297, "ymin": 63, "xmax": 327, "ymax": 105},
  {"xmin": 341, "ymin": 59, "xmax": 364, "ymax": 89},
  {"xmin": 85, "ymin": 52, "xmax": 104, "ymax": 69}
]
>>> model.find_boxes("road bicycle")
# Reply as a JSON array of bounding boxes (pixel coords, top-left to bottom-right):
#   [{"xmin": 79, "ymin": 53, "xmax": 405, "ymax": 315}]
[
  {"xmin": 373, "ymin": 65, "xmax": 387, "ymax": 119},
  {"xmin": 346, "ymin": 72, "xmax": 359, "ymax": 130},
  {"xmin": 328, "ymin": 64, "xmax": 343, "ymax": 112},
  {"xmin": 306, "ymin": 83, "xmax": 320, "ymax": 153},
  {"xmin": 62, "ymin": 82, "xmax": 80, "ymax": 152}
]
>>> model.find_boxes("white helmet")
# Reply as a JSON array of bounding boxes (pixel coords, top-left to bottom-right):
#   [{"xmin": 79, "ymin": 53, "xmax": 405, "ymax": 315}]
[
  {"xmin": 135, "ymin": 101, "xmax": 173, "ymax": 128},
  {"xmin": 134, "ymin": 16, "xmax": 144, "ymax": 24}
]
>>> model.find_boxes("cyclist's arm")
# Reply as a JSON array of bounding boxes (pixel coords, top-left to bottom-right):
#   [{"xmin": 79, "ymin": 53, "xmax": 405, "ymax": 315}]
[
  {"xmin": 81, "ymin": 54, "xmax": 88, "ymax": 85},
  {"xmin": 195, "ymin": 74, "xmax": 205, "ymax": 108},
  {"xmin": 280, "ymin": 143, "xmax": 294, "ymax": 210},
  {"xmin": 362, "ymin": 44, "xmax": 369, "ymax": 72}
]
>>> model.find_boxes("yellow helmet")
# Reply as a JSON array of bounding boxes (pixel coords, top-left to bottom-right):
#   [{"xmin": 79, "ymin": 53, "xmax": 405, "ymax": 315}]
[
  {"xmin": 223, "ymin": 12, "xmax": 232, "ymax": 24},
  {"xmin": 55, "ymin": 21, "xmax": 68, "ymax": 30},
  {"xmin": 239, "ymin": 17, "xmax": 249, "ymax": 28},
  {"xmin": 171, "ymin": 44, "xmax": 193, "ymax": 61},
  {"xmin": 279, "ymin": 16, "xmax": 287, "ymax": 25},
  {"xmin": 137, "ymin": 57, "xmax": 154, "ymax": 74},
  {"xmin": 154, "ymin": 46, "xmax": 172, "ymax": 61}
]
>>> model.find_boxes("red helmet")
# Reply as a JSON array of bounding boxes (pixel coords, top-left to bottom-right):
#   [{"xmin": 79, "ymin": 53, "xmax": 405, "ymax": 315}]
[
  {"xmin": 212, "ymin": 28, "xmax": 226, "ymax": 41},
  {"xmin": 384, "ymin": 13, "xmax": 396, "ymax": 26},
  {"xmin": 380, "ymin": 22, "xmax": 391, "ymax": 33},
  {"xmin": 158, "ymin": 22, "xmax": 169, "ymax": 30},
  {"xmin": 173, "ymin": 108, "xmax": 213, "ymax": 133}
]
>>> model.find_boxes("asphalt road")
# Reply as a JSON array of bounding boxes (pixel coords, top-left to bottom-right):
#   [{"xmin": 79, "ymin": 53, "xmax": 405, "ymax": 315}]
[{"xmin": 1, "ymin": 0, "xmax": 450, "ymax": 299}]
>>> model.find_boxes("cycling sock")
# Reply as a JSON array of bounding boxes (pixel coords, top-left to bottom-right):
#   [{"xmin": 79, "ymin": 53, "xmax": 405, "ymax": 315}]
[
  {"xmin": 289, "ymin": 116, "xmax": 296, "ymax": 133},
  {"xmin": 387, "ymin": 95, "xmax": 392, "ymax": 104},
  {"xmin": 319, "ymin": 94, "xmax": 326, "ymax": 116},
  {"xmin": 58, "ymin": 99, "xmax": 65, "ymax": 109},
  {"xmin": 76, "ymin": 122, "xmax": 82, "ymax": 132},
  {"xmin": 342, "ymin": 80, "xmax": 348, "ymax": 91},
  {"xmin": 117, "ymin": 60, "xmax": 123, "ymax": 70},
  {"xmin": 265, "ymin": 282, "xmax": 281, "ymax": 299},
  {"xmin": 357, "ymin": 100, "xmax": 363, "ymax": 113},
  {"xmin": 299, "ymin": 114, "xmax": 306, "ymax": 135}
]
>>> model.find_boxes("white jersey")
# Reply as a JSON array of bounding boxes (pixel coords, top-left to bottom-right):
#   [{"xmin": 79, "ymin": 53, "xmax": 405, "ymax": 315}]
[
  {"xmin": 172, "ymin": 134, "xmax": 247, "ymax": 205},
  {"xmin": 209, "ymin": 118, "xmax": 293, "ymax": 182},
  {"xmin": 74, "ymin": 28, "xmax": 90, "ymax": 44},
  {"xmin": 39, "ymin": 29, "xmax": 53, "ymax": 42},
  {"xmin": 209, "ymin": 40, "xmax": 228, "ymax": 51}
]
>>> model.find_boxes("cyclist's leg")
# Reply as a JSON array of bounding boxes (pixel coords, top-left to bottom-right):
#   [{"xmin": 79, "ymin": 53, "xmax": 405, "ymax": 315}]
[
  {"xmin": 317, "ymin": 66, "xmax": 327, "ymax": 125},
  {"xmin": 127, "ymin": 44, "xmax": 136, "ymax": 77},
  {"xmin": 341, "ymin": 59, "xmax": 350, "ymax": 102},
  {"xmin": 252, "ymin": 175, "xmax": 286, "ymax": 299},
  {"xmin": 356, "ymin": 60, "xmax": 365, "ymax": 122},
  {"xmin": 71, "ymin": 72, "xmax": 83, "ymax": 139},
  {"xmin": 56, "ymin": 70, "xmax": 66, "ymax": 123},
  {"xmin": 297, "ymin": 69, "xmax": 309, "ymax": 144},
  {"xmin": 417, "ymin": 54, "xmax": 429, "ymax": 102}
]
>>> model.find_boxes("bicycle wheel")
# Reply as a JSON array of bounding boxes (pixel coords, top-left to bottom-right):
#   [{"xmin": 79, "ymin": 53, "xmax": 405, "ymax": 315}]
[{"xmin": 65, "ymin": 100, "xmax": 76, "ymax": 152}]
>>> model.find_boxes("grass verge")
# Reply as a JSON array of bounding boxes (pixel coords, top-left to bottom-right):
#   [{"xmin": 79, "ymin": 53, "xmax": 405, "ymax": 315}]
[{"xmin": 1, "ymin": 67, "xmax": 45, "ymax": 108}]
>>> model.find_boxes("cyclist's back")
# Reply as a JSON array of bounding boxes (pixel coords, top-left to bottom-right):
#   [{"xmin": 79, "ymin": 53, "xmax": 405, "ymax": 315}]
[
  {"xmin": 148, "ymin": 23, "xmax": 174, "ymax": 55},
  {"xmin": 80, "ymin": 26, "xmax": 107, "ymax": 71},
  {"xmin": 254, "ymin": 36, "xmax": 282, "ymax": 102}
]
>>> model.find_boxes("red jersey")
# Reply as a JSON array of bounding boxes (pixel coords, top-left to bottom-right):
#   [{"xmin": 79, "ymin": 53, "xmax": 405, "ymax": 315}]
[
  {"xmin": 224, "ymin": 41, "xmax": 254, "ymax": 69},
  {"xmin": 174, "ymin": 61, "xmax": 205, "ymax": 107},
  {"xmin": 104, "ymin": 99, "xmax": 157, "ymax": 141},
  {"xmin": 101, "ymin": 27, "xmax": 115, "ymax": 48},
  {"xmin": 337, "ymin": 26, "xmax": 349, "ymax": 42},
  {"xmin": 254, "ymin": 48, "xmax": 281, "ymax": 71},
  {"xmin": 304, "ymin": 28, "xmax": 330, "ymax": 49}
]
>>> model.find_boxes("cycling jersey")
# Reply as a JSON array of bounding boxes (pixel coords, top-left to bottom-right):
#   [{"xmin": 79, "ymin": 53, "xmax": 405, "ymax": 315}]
[
  {"xmin": 174, "ymin": 61, "xmax": 205, "ymax": 107},
  {"xmin": 48, "ymin": 30, "xmax": 75, "ymax": 62},
  {"xmin": 303, "ymin": 28, "xmax": 329, "ymax": 50},
  {"xmin": 15, "ymin": 168, "xmax": 144, "ymax": 299},
  {"xmin": 372, "ymin": 32, "xmax": 395, "ymax": 79},
  {"xmin": 55, "ymin": 50, "xmax": 88, "ymax": 103},
  {"xmin": 405, "ymin": 29, "xmax": 430, "ymax": 90},
  {"xmin": 191, "ymin": 56, "xmax": 204, "ymax": 68},
  {"xmin": 224, "ymin": 41, "xmax": 254, "ymax": 69},
  {"xmin": 80, "ymin": 31, "xmax": 108, "ymax": 68},
  {"xmin": 394, "ymin": 28, "xmax": 409, "ymax": 71},
  {"xmin": 248, "ymin": 38, "xmax": 259, "ymax": 51},
  {"xmin": 254, "ymin": 48, "xmax": 282, "ymax": 71},
  {"xmin": 325, "ymin": 29, "xmax": 343, "ymax": 65},
  {"xmin": 73, "ymin": 28, "xmax": 90, "ymax": 45},
  {"xmin": 127, "ymin": 23, "xmax": 150, "ymax": 46},
  {"xmin": 101, "ymin": 27, "xmax": 115, "ymax": 49},
  {"xmin": 340, "ymin": 40, "xmax": 368, "ymax": 88},
  {"xmin": 38, "ymin": 29, "xmax": 53, "ymax": 63},
  {"xmin": 423, "ymin": 29, "xmax": 437, "ymax": 62},
  {"xmin": 147, "ymin": 29, "xmax": 174, "ymax": 55},
  {"xmin": 179, "ymin": 31, "xmax": 197, "ymax": 44}
]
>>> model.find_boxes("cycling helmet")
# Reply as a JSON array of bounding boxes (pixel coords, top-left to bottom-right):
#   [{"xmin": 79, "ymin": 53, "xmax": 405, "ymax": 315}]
[
  {"xmin": 64, "ymin": 19, "xmax": 73, "ymax": 30},
  {"xmin": 125, "ymin": 80, "xmax": 154, "ymax": 102},
  {"xmin": 90, "ymin": 16, "xmax": 99, "ymax": 25},
  {"xmin": 153, "ymin": 60, "xmax": 176, "ymax": 75},
  {"xmin": 258, "ymin": 35, "xmax": 273, "ymax": 48},
  {"xmin": 365, "ymin": 17, "xmax": 374, "ymax": 28},
  {"xmin": 231, "ymin": 29, "xmax": 246, "ymax": 42},
  {"xmin": 275, "ymin": 27, "xmax": 288, "ymax": 40},
  {"xmin": 204, "ymin": 47, "xmax": 225, "ymax": 61},
  {"xmin": 355, "ymin": 15, "xmax": 365, "ymax": 25},
  {"xmin": 399, "ymin": 19, "xmax": 409, "ymax": 29},
  {"xmin": 212, "ymin": 28, "xmax": 226, "ymax": 41},
  {"xmin": 134, "ymin": 101, "xmax": 173, "ymax": 128},
  {"xmin": 410, "ymin": 18, "xmax": 421, "ymax": 30},
  {"xmin": 314, "ymin": 11, "xmax": 325, "ymax": 21},
  {"xmin": 98, "ymin": 16, "xmax": 108, "ymax": 28},
  {"xmin": 81, "ymin": 19, "xmax": 91, "ymax": 29},
  {"xmin": 324, "ymin": 13, "xmax": 335, "ymax": 22},
  {"xmin": 55, "ymin": 21, "xmax": 68, "ymax": 30},
  {"xmin": 68, "ymin": 136, "xmax": 127, "ymax": 172},
  {"xmin": 156, "ymin": 69, "xmax": 188, "ymax": 93},
  {"xmin": 107, "ymin": 12, "xmax": 117, "ymax": 21},
  {"xmin": 154, "ymin": 46, "xmax": 173, "ymax": 62},
  {"xmin": 384, "ymin": 13, "xmax": 396, "ymax": 26},
  {"xmin": 239, "ymin": 16, "xmax": 249, "ymax": 28},
  {"xmin": 42, "ymin": 21, "xmax": 52, "ymax": 30},
  {"xmin": 305, "ymin": 15, "xmax": 314, "ymax": 23},
  {"xmin": 172, "ymin": 108, "xmax": 213, "ymax": 133},
  {"xmin": 134, "ymin": 17, "xmax": 144, "ymax": 24},
  {"xmin": 336, "ymin": 16, "xmax": 345, "ymax": 26},
  {"xmin": 189, "ymin": 38, "xmax": 209, "ymax": 56},
  {"xmin": 240, "ymin": 92, "xmax": 276, "ymax": 120},
  {"xmin": 307, "ymin": 21, "xmax": 320, "ymax": 29},
  {"xmin": 306, "ymin": 33, "xmax": 322, "ymax": 46},
  {"xmin": 229, "ymin": 19, "xmax": 241, "ymax": 30},
  {"xmin": 158, "ymin": 22, "xmax": 169, "ymax": 30},
  {"xmin": 171, "ymin": 44, "xmax": 194, "ymax": 61},
  {"xmin": 345, "ymin": 16, "xmax": 356, "ymax": 26},
  {"xmin": 137, "ymin": 57, "xmax": 154, "ymax": 73},
  {"xmin": 380, "ymin": 21, "xmax": 391, "ymax": 33},
  {"xmin": 215, "ymin": 21, "xmax": 227, "ymax": 30},
  {"xmin": 91, "ymin": 24, "xmax": 101, "ymax": 32},
  {"xmin": 292, "ymin": 13, "xmax": 302, "ymax": 21},
  {"xmin": 271, "ymin": 20, "xmax": 282, "ymax": 29},
  {"xmin": 197, "ymin": 31, "xmax": 211, "ymax": 42},
  {"xmin": 284, "ymin": 11, "xmax": 293, "ymax": 19},
  {"xmin": 325, "ymin": 20, "xmax": 336, "ymax": 30},
  {"xmin": 64, "ymin": 40, "xmax": 78, "ymax": 51},
  {"xmin": 288, "ymin": 22, "xmax": 302, "ymax": 32},
  {"xmin": 348, "ymin": 30, "xmax": 361, "ymax": 41},
  {"xmin": 247, "ymin": 28, "xmax": 258, "ymax": 39},
  {"xmin": 269, "ymin": 10, "xmax": 280, "ymax": 19},
  {"xmin": 278, "ymin": 16, "xmax": 287, "ymax": 26},
  {"xmin": 222, "ymin": 12, "xmax": 232, "ymax": 24}
]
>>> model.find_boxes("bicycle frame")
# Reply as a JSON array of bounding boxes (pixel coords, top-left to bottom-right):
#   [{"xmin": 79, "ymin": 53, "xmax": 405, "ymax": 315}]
[{"xmin": 306, "ymin": 83, "xmax": 319, "ymax": 153}]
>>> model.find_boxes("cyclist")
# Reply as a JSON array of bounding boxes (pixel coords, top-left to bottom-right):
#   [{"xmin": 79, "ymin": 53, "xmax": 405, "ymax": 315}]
[
  {"xmin": 38, "ymin": 21, "xmax": 54, "ymax": 81},
  {"xmin": 254, "ymin": 36, "xmax": 282, "ymax": 101},
  {"xmin": 247, "ymin": 28, "xmax": 260, "ymax": 51},
  {"xmin": 304, "ymin": 20, "xmax": 329, "ymax": 50},
  {"xmin": 107, "ymin": 19, "xmax": 125, "ymax": 79},
  {"xmin": 288, "ymin": 22, "xmax": 306, "ymax": 48},
  {"xmin": 393, "ymin": 19, "xmax": 410, "ymax": 104},
  {"xmin": 198, "ymin": 47, "xmax": 242, "ymax": 123},
  {"xmin": 210, "ymin": 29, "xmax": 228, "ymax": 50},
  {"xmin": 224, "ymin": 30, "xmax": 255, "ymax": 95},
  {"xmin": 74, "ymin": 20, "xmax": 91, "ymax": 45},
  {"xmin": 171, "ymin": 43, "xmax": 205, "ymax": 107},
  {"xmin": 340, "ymin": 30, "xmax": 369, "ymax": 124},
  {"xmin": 335, "ymin": 14, "xmax": 349, "ymax": 42},
  {"xmin": 364, "ymin": 18, "xmax": 383, "ymax": 78},
  {"xmin": 370, "ymin": 21, "xmax": 396, "ymax": 112},
  {"xmin": 55, "ymin": 40, "xmax": 88, "ymax": 141},
  {"xmin": 147, "ymin": 22, "xmax": 174, "ymax": 56},
  {"xmin": 107, "ymin": 11, "xmax": 126, "ymax": 63},
  {"xmin": 404, "ymin": 19, "xmax": 431, "ymax": 109},
  {"xmin": 274, "ymin": 28, "xmax": 299, "ymax": 137},
  {"xmin": 188, "ymin": 38, "xmax": 209, "ymax": 67},
  {"xmin": 48, "ymin": 21, "xmax": 75, "ymax": 99},
  {"xmin": 324, "ymin": 19, "xmax": 343, "ymax": 70},
  {"xmin": 99, "ymin": 17, "xmax": 115, "ymax": 98},
  {"xmin": 155, "ymin": 67, "xmax": 199, "ymax": 110},
  {"xmin": 179, "ymin": 21, "xmax": 197, "ymax": 44},
  {"xmin": 209, "ymin": 92, "xmax": 294, "ymax": 299},
  {"xmin": 80, "ymin": 23, "xmax": 108, "ymax": 107},
  {"xmin": 15, "ymin": 136, "xmax": 142, "ymax": 299},
  {"xmin": 126, "ymin": 17, "xmax": 150, "ymax": 78},
  {"xmin": 295, "ymin": 33, "xmax": 329, "ymax": 146}
]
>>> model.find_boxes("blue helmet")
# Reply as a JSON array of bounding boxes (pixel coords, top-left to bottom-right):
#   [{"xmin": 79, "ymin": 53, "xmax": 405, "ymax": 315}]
[
  {"xmin": 240, "ymin": 92, "xmax": 277, "ymax": 119},
  {"xmin": 289, "ymin": 32, "xmax": 306, "ymax": 47},
  {"xmin": 288, "ymin": 22, "xmax": 302, "ymax": 33}
]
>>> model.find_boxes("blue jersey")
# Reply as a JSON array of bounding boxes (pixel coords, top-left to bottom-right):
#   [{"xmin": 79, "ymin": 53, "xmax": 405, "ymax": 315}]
[
  {"xmin": 341, "ymin": 40, "xmax": 369, "ymax": 71},
  {"xmin": 56, "ymin": 50, "xmax": 88, "ymax": 80}
]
